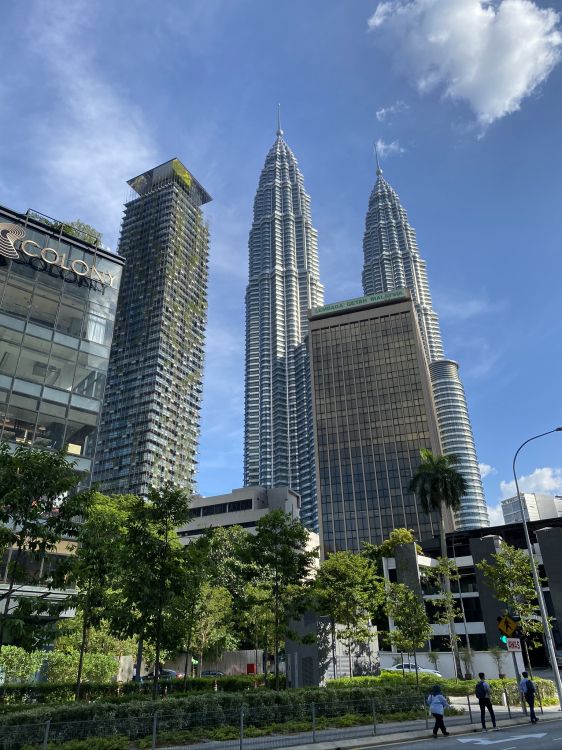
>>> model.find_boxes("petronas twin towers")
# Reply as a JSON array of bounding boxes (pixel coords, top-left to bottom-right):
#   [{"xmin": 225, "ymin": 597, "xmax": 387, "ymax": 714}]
[{"xmin": 244, "ymin": 117, "xmax": 489, "ymax": 531}]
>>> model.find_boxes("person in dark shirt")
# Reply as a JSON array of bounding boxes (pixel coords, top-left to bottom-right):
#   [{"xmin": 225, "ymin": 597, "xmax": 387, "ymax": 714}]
[
  {"xmin": 475, "ymin": 672, "xmax": 497, "ymax": 731},
  {"xmin": 520, "ymin": 672, "xmax": 538, "ymax": 723}
]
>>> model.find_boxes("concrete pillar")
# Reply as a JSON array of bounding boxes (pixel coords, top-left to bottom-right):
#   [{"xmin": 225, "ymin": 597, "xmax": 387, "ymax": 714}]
[{"xmin": 469, "ymin": 535, "xmax": 506, "ymax": 649}]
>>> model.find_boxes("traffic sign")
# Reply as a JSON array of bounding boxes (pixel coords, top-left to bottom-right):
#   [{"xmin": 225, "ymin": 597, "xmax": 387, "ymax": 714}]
[
  {"xmin": 497, "ymin": 615, "xmax": 518, "ymax": 637},
  {"xmin": 507, "ymin": 638, "xmax": 522, "ymax": 652}
]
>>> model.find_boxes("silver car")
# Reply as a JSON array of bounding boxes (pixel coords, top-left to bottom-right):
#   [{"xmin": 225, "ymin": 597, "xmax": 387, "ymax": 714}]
[{"xmin": 385, "ymin": 662, "xmax": 442, "ymax": 677}]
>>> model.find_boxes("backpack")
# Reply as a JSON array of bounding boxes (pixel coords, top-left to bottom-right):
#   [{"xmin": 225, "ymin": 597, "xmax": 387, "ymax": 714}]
[
  {"xmin": 525, "ymin": 680, "xmax": 536, "ymax": 696},
  {"xmin": 475, "ymin": 681, "xmax": 487, "ymax": 700}
]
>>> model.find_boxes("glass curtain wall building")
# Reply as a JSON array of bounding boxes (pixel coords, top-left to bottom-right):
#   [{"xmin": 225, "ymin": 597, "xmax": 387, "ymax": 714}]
[
  {"xmin": 309, "ymin": 291, "xmax": 447, "ymax": 554},
  {"xmin": 0, "ymin": 204, "xmax": 123, "ymax": 474},
  {"xmin": 244, "ymin": 119, "xmax": 324, "ymax": 530},
  {"xmin": 93, "ymin": 159, "xmax": 211, "ymax": 496},
  {"xmin": 361, "ymin": 165, "xmax": 488, "ymax": 529}
]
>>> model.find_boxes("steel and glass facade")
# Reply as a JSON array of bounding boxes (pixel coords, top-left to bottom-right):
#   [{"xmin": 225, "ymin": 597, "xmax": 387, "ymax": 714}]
[
  {"xmin": 0, "ymin": 205, "xmax": 123, "ymax": 474},
  {"xmin": 244, "ymin": 125, "xmax": 324, "ymax": 530},
  {"xmin": 361, "ymin": 168, "xmax": 488, "ymax": 529},
  {"xmin": 93, "ymin": 159, "xmax": 211, "ymax": 496},
  {"xmin": 309, "ymin": 292, "xmax": 444, "ymax": 554}
]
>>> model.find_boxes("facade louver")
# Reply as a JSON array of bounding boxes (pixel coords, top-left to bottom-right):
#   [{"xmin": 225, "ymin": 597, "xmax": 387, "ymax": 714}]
[
  {"xmin": 93, "ymin": 159, "xmax": 211, "ymax": 496},
  {"xmin": 361, "ymin": 167, "xmax": 489, "ymax": 529},
  {"xmin": 244, "ymin": 122, "xmax": 324, "ymax": 530}
]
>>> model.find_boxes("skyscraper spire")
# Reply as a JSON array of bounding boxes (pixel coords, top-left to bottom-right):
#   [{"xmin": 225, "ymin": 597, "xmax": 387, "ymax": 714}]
[
  {"xmin": 244, "ymin": 124, "xmax": 324, "ymax": 530},
  {"xmin": 374, "ymin": 142, "xmax": 382, "ymax": 176},
  {"xmin": 276, "ymin": 103, "xmax": 283, "ymax": 137},
  {"xmin": 362, "ymin": 165, "xmax": 489, "ymax": 530}
]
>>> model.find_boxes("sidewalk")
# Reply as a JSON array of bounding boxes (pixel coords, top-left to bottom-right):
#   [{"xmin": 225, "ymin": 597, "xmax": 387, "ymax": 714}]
[
  {"xmin": 269, "ymin": 713, "xmax": 562, "ymax": 750},
  {"xmin": 154, "ymin": 706, "xmax": 561, "ymax": 750}
]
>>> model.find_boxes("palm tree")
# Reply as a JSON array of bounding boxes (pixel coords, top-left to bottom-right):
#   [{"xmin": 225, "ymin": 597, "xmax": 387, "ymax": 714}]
[{"xmin": 409, "ymin": 449, "xmax": 467, "ymax": 679}]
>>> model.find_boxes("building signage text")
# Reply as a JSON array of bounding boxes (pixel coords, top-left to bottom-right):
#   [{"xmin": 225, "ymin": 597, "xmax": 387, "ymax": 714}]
[
  {"xmin": 311, "ymin": 288, "xmax": 408, "ymax": 318},
  {"xmin": 0, "ymin": 222, "xmax": 117, "ymax": 289}
]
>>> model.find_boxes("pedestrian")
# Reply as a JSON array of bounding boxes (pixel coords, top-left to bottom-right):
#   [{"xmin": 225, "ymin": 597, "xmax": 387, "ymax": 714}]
[
  {"xmin": 475, "ymin": 672, "xmax": 497, "ymax": 731},
  {"xmin": 427, "ymin": 685, "xmax": 450, "ymax": 738},
  {"xmin": 520, "ymin": 671, "xmax": 538, "ymax": 723}
]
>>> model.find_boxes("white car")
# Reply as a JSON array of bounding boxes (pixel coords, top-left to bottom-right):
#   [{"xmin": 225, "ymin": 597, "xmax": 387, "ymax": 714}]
[{"xmin": 385, "ymin": 662, "xmax": 442, "ymax": 677}]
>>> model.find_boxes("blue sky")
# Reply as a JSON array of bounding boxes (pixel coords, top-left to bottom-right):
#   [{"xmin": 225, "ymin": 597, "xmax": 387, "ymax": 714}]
[{"xmin": 1, "ymin": 0, "xmax": 561, "ymax": 525}]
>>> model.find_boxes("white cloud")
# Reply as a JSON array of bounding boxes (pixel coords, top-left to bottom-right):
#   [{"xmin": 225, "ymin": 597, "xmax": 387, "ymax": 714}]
[
  {"xmin": 438, "ymin": 296, "xmax": 502, "ymax": 321},
  {"xmin": 479, "ymin": 463, "xmax": 497, "ymax": 479},
  {"xmin": 367, "ymin": 0, "xmax": 562, "ymax": 126},
  {"xmin": 500, "ymin": 467, "xmax": 562, "ymax": 499},
  {"xmin": 376, "ymin": 100, "xmax": 409, "ymax": 121},
  {"xmin": 487, "ymin": 503, "xmax": 504, "ymax": 526},
  {"xmin": 26, "ymin": 2, "xmax": 158, "ymax": 244},
  {"xmin": 376, "ymin": 138, "xmax": 405, "ymax": 158}
]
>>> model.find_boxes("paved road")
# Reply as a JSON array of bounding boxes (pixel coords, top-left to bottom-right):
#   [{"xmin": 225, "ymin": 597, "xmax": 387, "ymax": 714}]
[{"xmin": 363, "ymin": 716, "xmax": 562, "ymax": 750}]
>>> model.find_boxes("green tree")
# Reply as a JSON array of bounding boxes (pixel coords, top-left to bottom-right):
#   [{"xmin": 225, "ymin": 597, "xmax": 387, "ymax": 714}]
[
  {"xmin": 423, "ymin": 558, "xmax": 463, "ymax": 676},
  {"xmin": 53, "ymin": 493, "xmax": 129, "ymax": 698},
  {"xmin": 409, "ymin": 449, "xmax": 467, "ymax": 677},
  {"xmin": 0, "ymin": 444, "xmax": 91, "ymax": 651},
  {"xmin": 0, "ymin": 645, "xmax": 43, "ymax": 682},
  {"xmin": 191, "ymin": 584, "xmax": 235, "ymax": 674},
  {"xmin": 161, "ymin": 538, "xmax": 211, "ymax": 690},
  {"xmin": 54, "ymin": 616, "xmax": 137, "ymax": 660},
  {"xmin": 314, "ymin": 551, "xmax": 382, "ymax": 678},
  {"xmin": 62, "ymin": 220, "xmax": 102, "ymax": 245},
  {"xmin": 248, "ymin": 510, "xmax": 318, "ymax": 690},
  {"xmin": 106, "ymin": 484, "xmax": 191, "ymax": 696},
  {"xmin": 477, "ymin": 542, "xmax": 545, "ymax": 669},
  {"xmin": 385, "ymin": 582, "xmax": 432, "ymax": 686},
  {"xmin": 240, "ymin": 582, "xmax": 276, "ymax": 678},
  {"xmin": 363, "ymin": 528, "xmax": 423, "ymax": 562},
  {"xmin": 488, "ymin": 645, "xmax": 506, "ymax": 677}
]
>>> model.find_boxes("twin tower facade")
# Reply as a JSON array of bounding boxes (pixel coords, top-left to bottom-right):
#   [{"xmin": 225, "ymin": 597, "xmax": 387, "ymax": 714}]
[{"xmin": 244, "ymin": 126, "xmax": 489, "ymax": 533}]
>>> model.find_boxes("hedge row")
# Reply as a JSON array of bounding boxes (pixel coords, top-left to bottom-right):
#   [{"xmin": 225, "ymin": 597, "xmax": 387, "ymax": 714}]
[
  {"xmin": 0, "ymin": 646, "xmax": 117, "ymax": 685},
  {"xmin": 1, "ymin": 675, "xmax": 283, "ymax": 705},
  {"xmin": 0, "ymin": 686, "xmax": 428, "ymax": 728},
  {"xmin": 329, "ymin": 673, "xmax": 558, "ymax": 705}
]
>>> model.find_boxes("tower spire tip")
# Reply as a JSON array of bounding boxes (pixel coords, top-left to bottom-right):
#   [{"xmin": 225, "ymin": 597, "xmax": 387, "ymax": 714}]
[
  {"xmin": 374, "ymin": 143, "xmax": 383, "ymax": 176},
  {"xmin": 276, "ymin": 103, "xmax": 283, "ymax": 137}
]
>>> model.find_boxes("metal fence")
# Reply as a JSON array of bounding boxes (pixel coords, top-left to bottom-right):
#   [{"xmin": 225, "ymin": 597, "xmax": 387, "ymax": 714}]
[
  {"xmin": 0, "ymin": 690, "xmax": 541, "ymax": 750},
  {"xmin": 0, "ymin": 697, "xmax": 428, "ymax": 750}
]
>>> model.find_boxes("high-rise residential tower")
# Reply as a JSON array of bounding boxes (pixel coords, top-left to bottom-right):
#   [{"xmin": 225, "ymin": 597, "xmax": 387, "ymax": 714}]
[
  {"xmin": 362, "ymin": 164, "xmax": 489, "ymax": 529},
  {"xmin": 93, "ymin": 159, "xmax": 211, "ymax": 496},
  {"xmin": 244, "ymin": 116, "xmax": 324, "ymax": 530}
]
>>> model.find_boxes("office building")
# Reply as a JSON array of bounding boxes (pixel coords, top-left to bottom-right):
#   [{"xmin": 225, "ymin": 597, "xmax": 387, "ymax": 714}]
[
  {"xmin": 176, "ymin": 485, "xmax": 302, "ymax": 541},
  {"xmin": 501, "ymin": 492, "xmax": 562, "ymax": 524},
  {"xmin": 361, "ymin": 163, "xmax": 488, "ymax": 529},
  {"xmin": 93, "ymin": 159, "xmax": 211, "ymax": 495},
  {"xmin": 244, "ymin": 116, "xmax": 324, "ymax": 530},
  {"xmin": 0, "ymin": 204, "xmax": 123, "ymax": 474},
  {"xmin": 309, "ymin": 290, "xmax": 447, "ymax": 554}
]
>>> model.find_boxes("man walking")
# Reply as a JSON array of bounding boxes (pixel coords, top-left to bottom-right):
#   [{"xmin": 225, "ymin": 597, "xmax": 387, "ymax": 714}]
[
  {"xmin": 475, "ymin": 672, "xmax": 497, "ymax": 731},
  {"xmin": 520, "ymin": 671, "xmax": 538, "ymax": 723}
]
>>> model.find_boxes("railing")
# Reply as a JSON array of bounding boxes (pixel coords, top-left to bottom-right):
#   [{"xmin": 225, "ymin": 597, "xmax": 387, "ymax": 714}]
[
  {"xmin": 0, "ymin": 697, "xmax": 429, "ymax": 750},
  {"xmin": 0, "ymin": 692, "xmax": 539, "ymax": 750}
]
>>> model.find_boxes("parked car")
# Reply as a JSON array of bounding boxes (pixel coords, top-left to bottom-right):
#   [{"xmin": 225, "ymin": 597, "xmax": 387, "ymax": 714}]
[
  {"xmin": 145, "ymin": 668, "xmax": 184, "ymax": 680},
  {"xmin": 384, "ymin": 663, "xmax": 442, "ymax": 677},
  {"xmin": 201, "ymin": 669, "xmax": 224, "ymax": 677}
]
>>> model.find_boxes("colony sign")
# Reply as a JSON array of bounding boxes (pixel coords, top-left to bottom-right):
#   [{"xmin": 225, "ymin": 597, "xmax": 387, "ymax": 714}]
[{"xmin": 0, "ymin": 222, "xmax": 117, "ymax": 288}]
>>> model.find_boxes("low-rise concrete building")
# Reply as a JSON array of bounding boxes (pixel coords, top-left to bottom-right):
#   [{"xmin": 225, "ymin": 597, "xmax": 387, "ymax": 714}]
[
  {"xmin": 501, "ymin": 493, "xmax": 562, "ymax": 524},
  {"xmin": 177, "ymin": 486, "xmax": 306, "ymax": 542}
]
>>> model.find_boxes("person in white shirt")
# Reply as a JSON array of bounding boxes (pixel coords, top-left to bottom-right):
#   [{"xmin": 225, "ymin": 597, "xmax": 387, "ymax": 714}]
[{"xmin": 427, "ymin": 685, "xmax": 450, "ymax": 738}]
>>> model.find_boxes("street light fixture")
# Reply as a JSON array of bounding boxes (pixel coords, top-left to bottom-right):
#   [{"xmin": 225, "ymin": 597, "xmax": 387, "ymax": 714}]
[{"xmin": 512, "ymin": 427, "xmax": 562, "ymax": 708}]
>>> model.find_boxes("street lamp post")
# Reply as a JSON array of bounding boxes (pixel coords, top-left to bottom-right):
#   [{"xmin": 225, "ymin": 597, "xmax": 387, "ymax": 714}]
[{"xmin": 512, "ymin": 427, "xmax": 562, "ymax": 708}]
